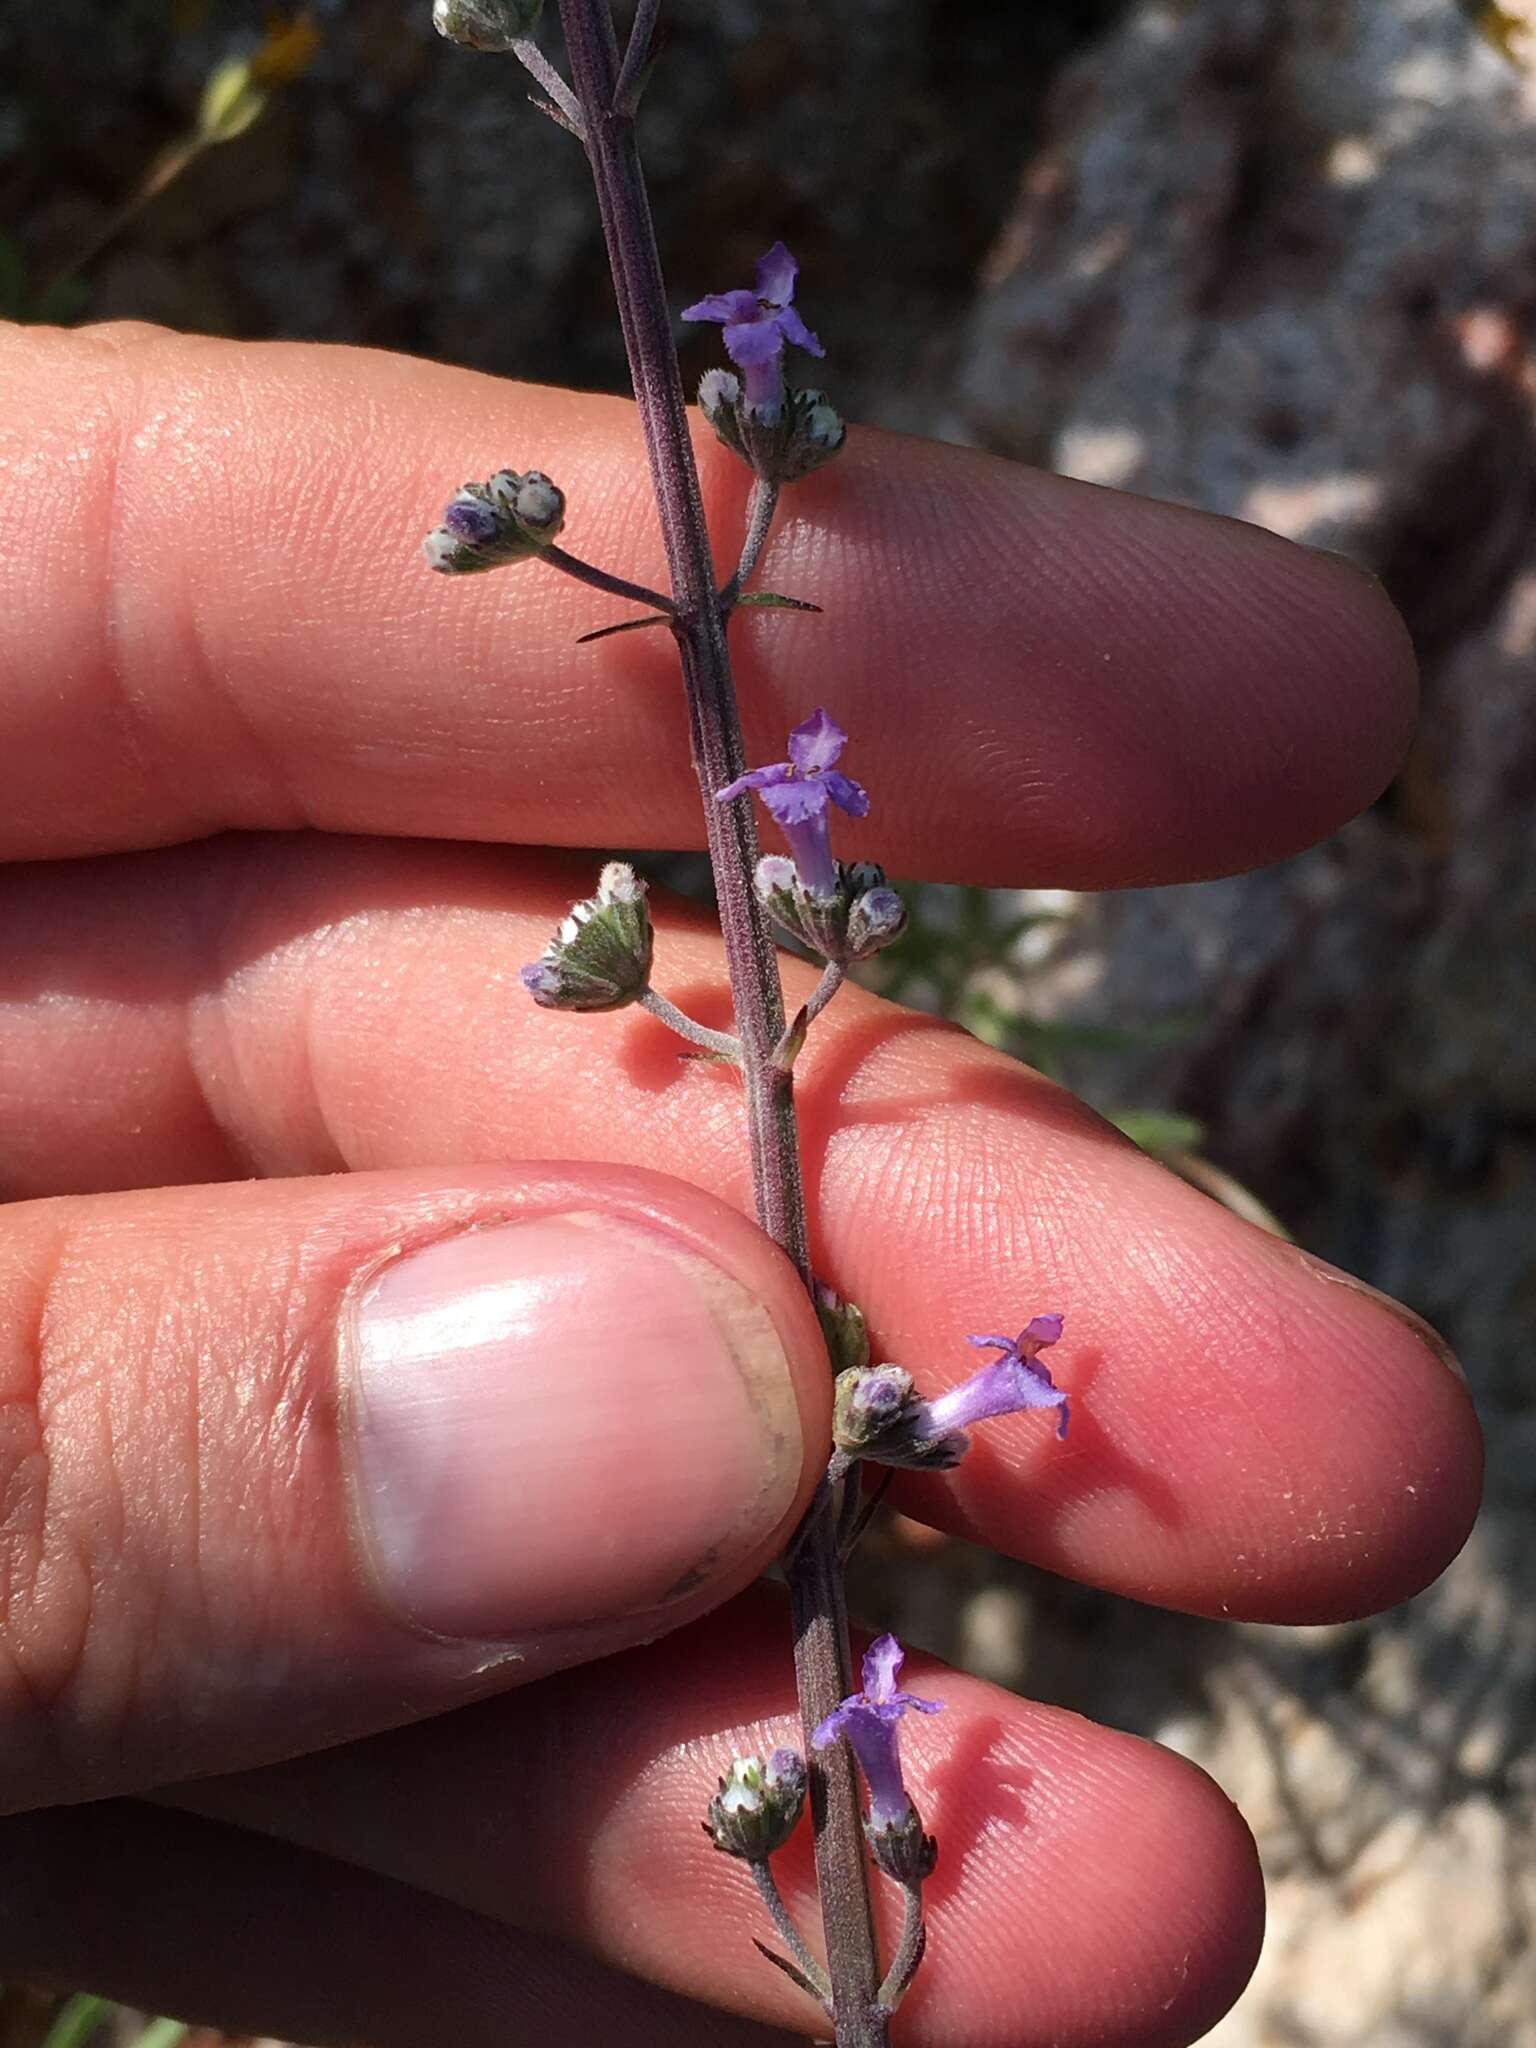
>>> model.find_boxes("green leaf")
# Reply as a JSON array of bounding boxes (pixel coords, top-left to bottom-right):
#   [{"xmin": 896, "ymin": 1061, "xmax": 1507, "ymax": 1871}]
[
  {"xmin": 737, "ymin": 591, "xmax": 822, "ymax": 613},
  {"xmin": 575, "ymin": 611, "xmax": 671, "ymax": 645},
  {"xmin": 40, "ymin": 1997, "xmax": 112, "ymax": 2048},
  {"xmin": 132, "ymin": 2020, "xmax": 189, "ymax": 2048},
  {"xmin": 1109, "ymin": 1108, "xmax": 1206, "ymax": 1154}
]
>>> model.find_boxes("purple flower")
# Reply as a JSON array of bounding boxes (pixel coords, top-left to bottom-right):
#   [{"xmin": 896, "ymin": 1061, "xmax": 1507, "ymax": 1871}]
[
  {"xmin": 920, "ymin": 1314, "xmax": 1070, "ymax": 1445},
  {"xmin": 716, "ymin": 708, "xmax": 868, "ymax": 898},
  {"xmin": 812, "ymin": 1635, "xmax": 943, "ymax": 1831},
  {"xmin": 682, "ymin": 241, "xmax": 825, "ymax": 415}
]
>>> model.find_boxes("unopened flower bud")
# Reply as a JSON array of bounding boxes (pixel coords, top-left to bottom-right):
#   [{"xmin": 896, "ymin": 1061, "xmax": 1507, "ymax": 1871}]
[
  {"xmin": 834, "ymin": 1364, "xmax": 918, "ymax": 1454},
  {"xmin": 754, "ymin": 851, "xmax": 905, "ymax": 968},
  {"xmin": 432, "ymin": 0, "xmax": 543, "ymax": 51},
  {"xmin": 781, "ymin": 389, "xmax": 847, "ymax": 479},
  {"xmin": 519, "ymin": 862, "xmax": 653, "ymax": 1012},
  {"xmin": 698, "ymin": 377, "xmax": 847, "ymax": 485},
  {"xmin": 423, "ymin": 467, "xmax": 565, "ymax": 574},
  {"xmin": 698, "ymin": 370, "xmax": 746, "ymax": 459},
  {"xmin": 704, "ymin": 1749, "xmax": 808, "ymax": 1861},
  {"xmin": 815, "ymin": 1283, "xmax": 870, "ymax": 1375},
  {"xmin": 844, "ymin": 881, "xmax": 907, "ymax": 962}
]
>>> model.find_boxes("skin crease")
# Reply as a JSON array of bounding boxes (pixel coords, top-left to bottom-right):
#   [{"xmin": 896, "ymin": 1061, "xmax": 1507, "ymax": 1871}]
[{"xmin": 0, "ymin": 322, "xmax": 1482, "ymax": 2047}]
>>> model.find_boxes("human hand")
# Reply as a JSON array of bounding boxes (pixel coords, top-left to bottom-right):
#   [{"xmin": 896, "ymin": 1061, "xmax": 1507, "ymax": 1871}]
[{"xmin": 0, "ymin": 322, "xmax": 1480, "ymax": 2047}]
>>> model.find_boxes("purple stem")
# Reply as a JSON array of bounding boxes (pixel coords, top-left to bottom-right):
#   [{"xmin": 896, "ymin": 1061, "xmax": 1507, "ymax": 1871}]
[{"xmin": 553, "ymin": 6, "xmax": 886, "ymax": 2043}]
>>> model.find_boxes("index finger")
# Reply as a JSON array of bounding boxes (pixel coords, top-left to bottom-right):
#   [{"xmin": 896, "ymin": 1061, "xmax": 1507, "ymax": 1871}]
[{"xmin": 0, "ymin": 321, "xmax": 1413, "ymax": 878}]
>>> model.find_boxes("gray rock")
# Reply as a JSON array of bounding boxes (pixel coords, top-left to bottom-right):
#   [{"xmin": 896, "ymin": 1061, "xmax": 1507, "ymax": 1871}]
[{"xmin": 915, "ymin": 4, "xmax": 1536, "ymax": 2040}]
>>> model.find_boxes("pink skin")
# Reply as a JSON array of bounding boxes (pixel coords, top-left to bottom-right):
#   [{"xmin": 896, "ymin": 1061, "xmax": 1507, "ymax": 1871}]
[{"xmin": 0, "ymin": 324, "xmax": 1478, "ymax": 2047}]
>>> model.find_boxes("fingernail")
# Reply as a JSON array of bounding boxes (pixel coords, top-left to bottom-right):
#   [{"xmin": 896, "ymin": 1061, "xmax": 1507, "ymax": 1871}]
[
  {"xmin": 344, "ymin": 1211, "xmax": 806, "ymax": 1640},
  {"xmin": 1301, "ymin": 1252, "xmax": 1468, "ymax": 1386}
]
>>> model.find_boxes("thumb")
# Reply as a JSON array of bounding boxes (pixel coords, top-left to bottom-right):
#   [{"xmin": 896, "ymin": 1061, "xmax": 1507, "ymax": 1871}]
[{"xmin": 0, "ymin": 1164, "xmax": 827, "ymax": 1810}]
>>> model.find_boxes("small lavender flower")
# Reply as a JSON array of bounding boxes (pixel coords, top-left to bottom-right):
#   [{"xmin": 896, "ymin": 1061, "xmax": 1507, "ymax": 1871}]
[
  {"xmin": 923, "ymin": 1315, "xmax": 1070, "ymax": 1447},
  {"xmin": 717, "ymin": 708, "xmax": 868, "ymax": 899},
  {"xmin": 812, "ymin": 1635, "xmax": 942, "ymax": 1834},
  {"xmin": 683, "ymin": 241, "xmax": 824, "ymax": 417}
]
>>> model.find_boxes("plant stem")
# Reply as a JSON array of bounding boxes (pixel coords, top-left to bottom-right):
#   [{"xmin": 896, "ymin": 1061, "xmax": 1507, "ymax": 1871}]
[
  {"xmin": 803, "ymin": 960, "xmax": 847, "ymax": 1029},
  {"xmin": 877, "ymin": 1882, "xmax": 927, "ymax": 2013},
  {"xmin": 749, "ymin": 1860, "xmax": 833, "ymax": 2003},
  {"xmin": 509, "ymin": 36, "xmax": 584, "ymax": 128},
  {"xmin": 553, "ymin": 6, "xmax": 887, "ymax": 2042},
  {"xmin": 539, "ymin": 542, "xmax": 673, "ymax": 613},
  {"xmin": 614, "ymin": 0, "xmax": 663, "ymax": 111},
  {"xmin": 722, "ymin": 477, "xmax": 780, "ymax": 606},
  {"xmin": 637, "ymin": 986, "xmax": 741, "ymax": 1059}
]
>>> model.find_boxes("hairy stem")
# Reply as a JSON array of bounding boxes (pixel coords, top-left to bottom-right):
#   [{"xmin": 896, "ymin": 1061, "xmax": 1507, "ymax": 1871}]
[
  {"xmin": 877, "ymin": 1882, "xmax": 927, "ymax": 2013},
  {"xmin": 614, "ymin": 0, "xmax": 662, "ymax": 111},
  {"xmin": 722, "ymin": 478, "xmax": 780, "ymax": 607},
  {"xmin": 539, "ymin": 541, "xmax": 673, "ymax": 613},
  {"xmin": 803, "ymin": 960, "xmax": 847, "ymax": 1029},
  {"xmin": 509, "ymin": 36, "xmax": 584, "ymax": 128},
  {"xmin": 553, "ymin": 5, "xmax": 886, "ymax": 2041},
  {"xmin": 637, "ymin": 986, "xmax": 741, "ymax": 1060},
  {"xmin": 749, "ymin": 1860, "xmax": 832, "ymax": 2004}
]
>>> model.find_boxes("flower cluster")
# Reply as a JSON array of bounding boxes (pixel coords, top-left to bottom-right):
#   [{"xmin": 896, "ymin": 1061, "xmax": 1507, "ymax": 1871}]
[
  {"xmin": 686, "ymin": 245, "xmax": 846, "ymax": 481},
  {"xmin": 718, "ymin": 710, "xmax": 906, "ymax": 966},
  {"xmin": 704, "ymin": 1748, "xmax": 808, "ymax": 1863},
  {"xmin": 834, "ymin": 1316, "xmax": 1071, "ymax": 1468},
  {"xmin": 421, "ymin": 137, "xmax": 1049, "ymax": 2028},
  {"xmin": 520, "ymin": 862, "xmax": 654, "ymax": 1011},
  {"xmin": 423, "ymin": 468, "xmax": 565, "ymax": 573}
]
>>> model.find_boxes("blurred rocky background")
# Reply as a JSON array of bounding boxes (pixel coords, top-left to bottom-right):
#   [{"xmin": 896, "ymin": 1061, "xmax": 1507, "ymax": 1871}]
[{"xmin": 2, "ymin": 0, "xmax": 1532, "ymax": 2043}]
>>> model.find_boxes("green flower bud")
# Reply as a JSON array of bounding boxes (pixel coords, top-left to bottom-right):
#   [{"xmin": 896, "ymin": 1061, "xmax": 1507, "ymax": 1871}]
[
  {"xmin": 432, "ymin": 0, "xmax": 544, "ymax": 51},
  {"xmin": 833, "ymin": 1364, "xmax": 917, "ymax": 1454},
  {"xmin": 521, "ymin": 863, "xmax": 654, "ymax": 1012},
  {"xmin": 815, "ymin": 1283, "xmax": 871, "ymax": 1375}
]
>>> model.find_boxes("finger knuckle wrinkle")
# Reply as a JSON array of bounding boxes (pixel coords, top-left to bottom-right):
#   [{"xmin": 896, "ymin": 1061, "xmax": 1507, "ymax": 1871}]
[{"xmin": 0, "ymin": 1234, "xmax": 121, "ymax": 1771}]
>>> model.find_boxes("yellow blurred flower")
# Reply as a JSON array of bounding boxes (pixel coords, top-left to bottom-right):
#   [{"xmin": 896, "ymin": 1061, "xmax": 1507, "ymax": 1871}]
[
  {"xmin": 1476, "ymin": 1, "xmax": 1536, "ymax": 65},
  {"xmin": 194, "ymin": 12, "xmax": 320, "ymax": 147},
  {"xmin": 249, "ymin": 11, "xmax": 322, "ymax": 90}
]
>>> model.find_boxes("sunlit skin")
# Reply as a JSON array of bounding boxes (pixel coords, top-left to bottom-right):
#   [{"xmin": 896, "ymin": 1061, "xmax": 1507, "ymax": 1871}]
[{"xmin": 0, "ymin": 321, "xmax": 1481, "ymax": 2048}]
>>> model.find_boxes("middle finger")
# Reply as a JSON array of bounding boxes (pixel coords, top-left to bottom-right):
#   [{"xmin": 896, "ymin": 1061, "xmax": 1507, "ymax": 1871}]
[{"xmin": 0, "ymin": 831, "xmax": 1480, "ymax": 1621}]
